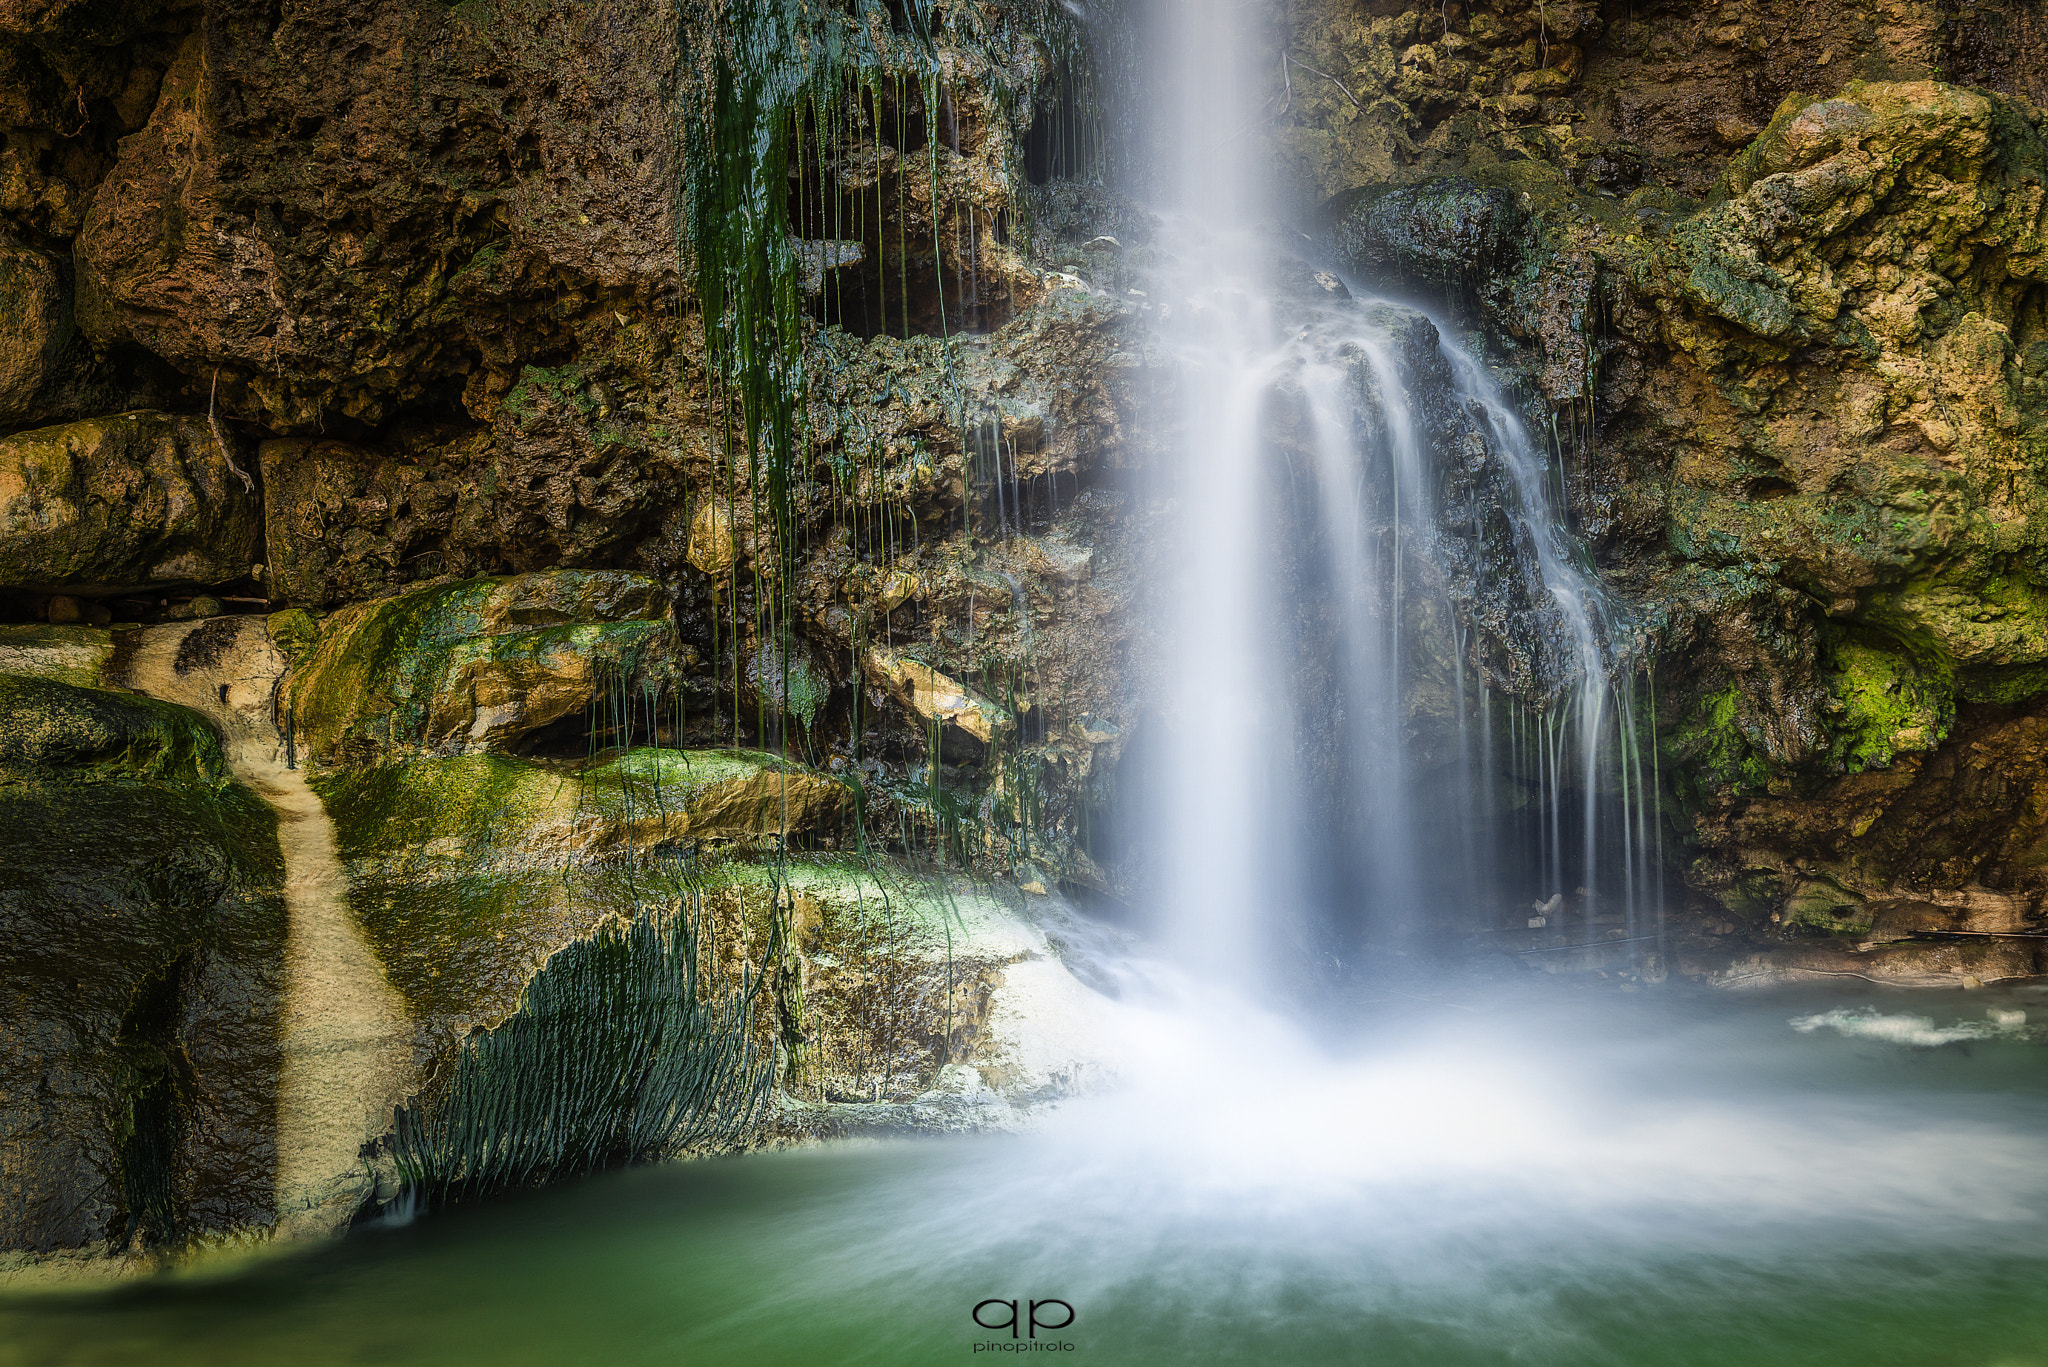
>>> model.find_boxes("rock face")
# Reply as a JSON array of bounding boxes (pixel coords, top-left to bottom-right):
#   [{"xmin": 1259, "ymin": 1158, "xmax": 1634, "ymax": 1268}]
[
  {"xmin": 1613, "ymin": 82, "xmax": 2048, "ymax": 944},
  {"xmin": 0, "ymin": 673, "xmax": 285, "ymax": 1255},
  {"xmin": 1301, "ymin": 5, "xmax": 2048, "ymax": 969},
  {"xmin": 285, "ymin": 570, "xmax": 676, "ymax": 762},
  {"xmin": 0, "ymin": 412, "xmax": 260, "ymax": 593}
]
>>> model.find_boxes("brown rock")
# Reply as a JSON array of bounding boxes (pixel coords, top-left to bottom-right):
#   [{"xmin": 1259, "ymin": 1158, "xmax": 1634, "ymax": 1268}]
[
  {"xmin": 0, "ymin": 233, "xmax": 65, "ymax": 422},
  {"xmin": 0, "ymin": 412, "xmax": 262, "ymax": 593},
  {"xmin": 1712, "ymin": 114, "xmax": 1763, "ymax": 147}
]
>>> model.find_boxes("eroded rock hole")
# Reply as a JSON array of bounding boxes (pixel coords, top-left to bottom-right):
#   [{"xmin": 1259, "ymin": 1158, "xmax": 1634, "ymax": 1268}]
[{"xmin": 1024, "ymin": 65, "xmax": 1098, "ymax": 186}]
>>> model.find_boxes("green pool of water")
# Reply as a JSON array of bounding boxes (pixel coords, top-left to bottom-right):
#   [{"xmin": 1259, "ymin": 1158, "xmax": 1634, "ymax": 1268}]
[{"xmin": 7, "ymin": 985, "xmax": 2048, "ymax": 1367}]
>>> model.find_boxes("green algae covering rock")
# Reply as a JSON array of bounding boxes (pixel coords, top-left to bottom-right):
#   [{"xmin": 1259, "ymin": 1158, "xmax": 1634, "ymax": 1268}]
[
  {"xmin": 0, "ymin": 412, "xmax": 261, "ymax": 594},
  {"xmin": 284, "ymin": 570, "xmax": 676, "ymax": 764},
  {"xmin": 0, "ymin": 626, "xmax": 114, "ymax": 690},
  {"xmin": 0, "ymin": 672, "xmax": 225, "ymax": 785},
  {"xmin": 0, "ymin": 673, "xmax": 285, "ymax": 1252},
  {"xmin": 316, "ymin": 748, "xmax": 849, "ymax": 1031}
]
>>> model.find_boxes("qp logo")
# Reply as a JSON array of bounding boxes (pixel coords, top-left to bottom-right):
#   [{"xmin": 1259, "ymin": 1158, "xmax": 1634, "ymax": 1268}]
[{"xmin": 972, "ymin": 1297, "xmax": 1075, "ymax": 1340}]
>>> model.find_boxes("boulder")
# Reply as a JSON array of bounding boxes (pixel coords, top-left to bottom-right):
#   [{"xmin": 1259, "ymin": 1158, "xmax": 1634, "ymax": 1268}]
[
  {"xmin": 284, "ymin": 570, "xmax": 677, "ymax": 763},
  {"xmin": 0, "ymin": 673, "xmax": 224, "ymax": 785},
  {"xmin": 0, "ymin": 412, "xmax": 261, "ymax": 594},
  {"xmin": 1320, "ymin": 177, "xmax": 1524, "ymax": 305},
  {"xmin": 0, "ymin": 233, "xmax": 65, "ymax": 422},
  {"xmin": 0, "ymin": 674, "xmax": 285, "ymax": 1253}
]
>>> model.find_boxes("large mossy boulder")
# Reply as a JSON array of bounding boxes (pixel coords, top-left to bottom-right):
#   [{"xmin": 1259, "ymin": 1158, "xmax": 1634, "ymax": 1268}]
[
  {"xmin": 285, "ymin": 570, "xmax": 677, "ymax": 763},
  {"xmin": 316, "ymin": 749, "xmax": 851, "ymax": 1033},
  {"xmin": 0, "ymin": 673, "xmax": 225, "ymax": 783},
  {"xmin": 0, "ymin": 674, "xmax": 285, "ymax": 1254},
  {"xmin": 0, "ymin": 412, "xmax": 261, "ymax": 593}
]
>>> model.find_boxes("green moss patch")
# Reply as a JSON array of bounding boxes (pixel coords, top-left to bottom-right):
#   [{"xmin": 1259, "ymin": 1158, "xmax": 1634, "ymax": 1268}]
[
  {"xmin": 1822, "ymin": 635, "xmax": 1954, "ymax": 772},
  {"xmin": 285, "ymin": 570, "xmax": 672, "ymax": 762},
  {"xmin": 0, "ymin": 673, "xmax": 226, "ymax": 786}
]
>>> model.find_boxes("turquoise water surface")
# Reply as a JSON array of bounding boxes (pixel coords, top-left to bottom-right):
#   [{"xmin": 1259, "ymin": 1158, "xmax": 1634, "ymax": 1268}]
[{"xmin": 7, "ymin": 985, "xmax": 2048, "ymax": 1367}]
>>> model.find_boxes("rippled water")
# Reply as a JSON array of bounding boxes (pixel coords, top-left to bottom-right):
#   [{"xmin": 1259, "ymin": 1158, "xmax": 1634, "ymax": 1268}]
[{"xmin": 9, "ymin": 982, "xmax": 2048, "ymax": 1367}]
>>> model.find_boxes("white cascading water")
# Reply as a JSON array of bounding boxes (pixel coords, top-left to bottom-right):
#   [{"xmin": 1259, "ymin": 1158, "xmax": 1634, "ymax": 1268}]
[
  {"xmin": 963, "ymin": 6, "xmax": 2048, "ymax": 1344},
  {"xmin": 1136, "ymin": 0, "xmax": 1647, "ymax": 976}
]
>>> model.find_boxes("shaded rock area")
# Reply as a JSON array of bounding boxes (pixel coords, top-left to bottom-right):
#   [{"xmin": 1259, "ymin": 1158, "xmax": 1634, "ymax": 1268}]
[{"xmin": 0, "ymin": 671, "xmax": 286, "ymax": 1262}]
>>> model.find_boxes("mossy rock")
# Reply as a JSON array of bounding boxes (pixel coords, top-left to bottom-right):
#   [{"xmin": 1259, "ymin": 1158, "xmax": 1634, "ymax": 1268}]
[
  {"xmin": 1320, "ymin": 177, "xmax": 1525, "ymax": 307},
  {"xmin": 0, "ymin": 772, "xmax": 285, "ymax": 1251},
  {"xmin": 0, "ymin": 672, "xmax": 225, "ymax": 786},
  {"xmin": 316, "ymin": 748, "xmax": 851, "ymax": 1027},
  {"xmin": 0, "ymin": 625, "xmax": 115, "ymax": 690},
  {"xmin": 1822, "ymin": 634, "xmax": 1954, "ymax": 772},
  {"xmin": 265, "ymin": 609, "xmax": 318, "ymax": 665},
  {"xmin": 1664, "ymin": 683, "xmax": 1773, "ymax": 801},
  {"xmin": 0, "ymin": 412, "xmax": 260, "ymax": 593},
  {"xmin": 1780, "ymin": 874, "xmax": 1872, "ymax": 935},
  {"xmin": 285, "ymin": 570, "xmax": 674, "ymax": 763}
]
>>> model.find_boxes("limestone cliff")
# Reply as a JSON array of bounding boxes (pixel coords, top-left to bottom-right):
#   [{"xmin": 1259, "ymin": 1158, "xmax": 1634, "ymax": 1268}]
[{"xmin": 1294, "ymin": 1, "xmax": 2048, "ymax": 973}]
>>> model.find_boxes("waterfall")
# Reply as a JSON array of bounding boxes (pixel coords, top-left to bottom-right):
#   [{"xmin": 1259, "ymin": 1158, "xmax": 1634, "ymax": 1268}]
[{"xmin": 1125, "ymin": 0, "xmax": 1655, "ymax": 983}]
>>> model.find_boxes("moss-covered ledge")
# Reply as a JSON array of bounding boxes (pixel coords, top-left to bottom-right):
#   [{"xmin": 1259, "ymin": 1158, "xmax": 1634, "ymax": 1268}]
[{"xmin": 284, "ymin": 570, "xmax": 681, "ymax": 764}]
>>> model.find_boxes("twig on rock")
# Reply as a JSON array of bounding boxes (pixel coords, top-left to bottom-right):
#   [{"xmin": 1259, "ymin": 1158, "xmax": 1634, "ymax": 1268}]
[
  {"xmin": 210, "ymin": 367, "xmax": 255, "ymax": 496},
  {"xmin": 1289, "ymin": 56, "xmax": 1363, "ymax": 112}
]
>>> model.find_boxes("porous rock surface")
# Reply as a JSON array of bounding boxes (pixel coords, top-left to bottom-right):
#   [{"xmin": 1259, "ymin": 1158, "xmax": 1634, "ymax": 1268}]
[{"xmin": 1295, "ymin": 1, "xmax": 2048, "ymax": 980}]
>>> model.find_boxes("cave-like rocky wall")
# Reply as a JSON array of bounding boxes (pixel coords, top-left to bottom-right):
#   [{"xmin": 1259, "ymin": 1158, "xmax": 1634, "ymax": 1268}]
[
  {"xmin": 1292, "ymin": 0, "xmax": 2048, "ymax": 974},
  {"xmin": 0, "ymin": 0, "xmax": 1165, "ymax": 1259},
  {"xmin": 0, "ymin": 0, "xmax": 1162, "ymax": 886}
]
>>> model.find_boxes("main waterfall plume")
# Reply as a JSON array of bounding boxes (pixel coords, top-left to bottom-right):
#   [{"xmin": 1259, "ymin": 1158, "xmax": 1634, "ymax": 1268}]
[{"xmin": 1124, "ymin": 0, "xmax": 1653, "ymax": 982}]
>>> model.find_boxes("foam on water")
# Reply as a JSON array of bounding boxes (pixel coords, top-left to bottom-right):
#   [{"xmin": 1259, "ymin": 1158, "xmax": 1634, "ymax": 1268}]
[{"xmin": 1792, "ymin": 1004, "xmax": 2031, "ymax": 1048}]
